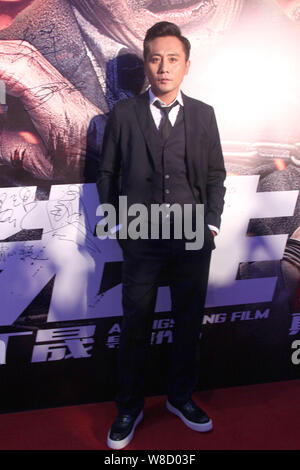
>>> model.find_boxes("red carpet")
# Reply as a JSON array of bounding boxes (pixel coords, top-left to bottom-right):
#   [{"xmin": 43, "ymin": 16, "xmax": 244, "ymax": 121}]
[{"xmin": 0, "ymin": 380, "xmax": 299, "ymax": 450}]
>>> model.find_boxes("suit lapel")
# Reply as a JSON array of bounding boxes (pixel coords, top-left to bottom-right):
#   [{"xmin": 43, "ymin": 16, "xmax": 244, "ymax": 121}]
[
  {"xmin": 182, "ymin": 92, "xmax": 199, "ymax": 185},
  {"xmin": 134, "ymin": 90, "xmax": 161, "ymax": 167}
]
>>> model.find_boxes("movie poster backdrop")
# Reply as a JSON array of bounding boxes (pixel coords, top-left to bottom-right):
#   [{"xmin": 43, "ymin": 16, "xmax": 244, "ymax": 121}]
[{"xmin": 0, "ymin": 0, "xmax": 299, "ymax": 412}]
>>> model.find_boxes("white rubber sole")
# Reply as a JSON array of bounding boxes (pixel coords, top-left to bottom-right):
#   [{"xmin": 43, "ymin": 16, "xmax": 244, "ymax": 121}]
[
  {"xmin": 107, "ymin": 410, "xmax": 143, "ymax": 450},
  {"xmin": 166, "ymin": 401, "xmax": 213, "ymax": 432}
]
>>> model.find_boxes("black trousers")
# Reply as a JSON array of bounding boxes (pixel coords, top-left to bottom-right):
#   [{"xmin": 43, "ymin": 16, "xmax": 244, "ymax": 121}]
[{"xmin": 116, "ymin": 226, "xmax": 214, "ymax": 414}]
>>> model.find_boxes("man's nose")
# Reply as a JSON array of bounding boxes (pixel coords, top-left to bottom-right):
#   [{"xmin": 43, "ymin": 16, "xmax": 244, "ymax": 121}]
[{"xmin": 158, "ymin": 58, "xmax": 168, "ymax": 73}]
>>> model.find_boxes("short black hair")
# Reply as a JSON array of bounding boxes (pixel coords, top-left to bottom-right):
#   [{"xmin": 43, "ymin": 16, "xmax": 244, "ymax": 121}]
[{"xmin": 143, "ymin": 22, "xmax": 191, "ymax": 61}]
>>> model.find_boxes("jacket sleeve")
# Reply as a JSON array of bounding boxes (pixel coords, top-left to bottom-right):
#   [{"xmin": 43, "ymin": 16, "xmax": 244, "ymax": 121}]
[
  {"xmin": 205, "ymin": 107, "xmax": 226, "ymax": 229},
  {"xmin": 96, "ymin": 106, "xmax": 121, "ymax": 209}
]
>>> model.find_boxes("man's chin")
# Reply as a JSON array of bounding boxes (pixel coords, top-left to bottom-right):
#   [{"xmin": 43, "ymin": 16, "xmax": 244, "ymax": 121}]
[{"xmin": 152, "ymin": 86, "xmax": 176, "ymax": 99}]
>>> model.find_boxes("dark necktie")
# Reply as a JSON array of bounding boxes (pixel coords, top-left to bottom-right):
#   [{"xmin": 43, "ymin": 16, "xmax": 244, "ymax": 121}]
[{"xmin": 153, "ymin": 100, "xmax": 179, "ymax": 142}]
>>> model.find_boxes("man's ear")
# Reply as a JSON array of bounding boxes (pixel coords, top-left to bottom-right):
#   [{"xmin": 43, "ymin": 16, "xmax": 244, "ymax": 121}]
[{"xmin": 185, "ymin": 59, "xmax": 191, "ymax": 76}]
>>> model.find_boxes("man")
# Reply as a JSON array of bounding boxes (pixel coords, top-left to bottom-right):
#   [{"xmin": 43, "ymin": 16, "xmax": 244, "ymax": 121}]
[{"xmin": 97, "ymin": 21, "xmax": 226, "ymax": 450}]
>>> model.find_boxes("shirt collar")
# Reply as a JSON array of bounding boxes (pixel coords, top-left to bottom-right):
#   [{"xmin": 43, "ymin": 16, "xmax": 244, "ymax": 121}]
[{"xmin": 148, "ymin": 88, "xmax": 184, "ymax": 107}]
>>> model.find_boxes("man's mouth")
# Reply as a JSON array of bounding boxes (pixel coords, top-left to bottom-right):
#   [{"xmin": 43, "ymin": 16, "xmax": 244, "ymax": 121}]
[{"xmin": 147, "ymin": 0, "xmax": 211, "ymax": 13}]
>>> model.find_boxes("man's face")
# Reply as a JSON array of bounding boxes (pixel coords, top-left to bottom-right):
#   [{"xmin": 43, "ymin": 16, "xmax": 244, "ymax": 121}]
[{"xmin": 144, "ymin": 35, "xmax": 190, "ymax": 103}]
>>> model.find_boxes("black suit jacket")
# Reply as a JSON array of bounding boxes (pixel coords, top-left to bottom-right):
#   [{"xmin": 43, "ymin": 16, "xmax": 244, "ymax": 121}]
[{"xmin": 97, "ymin": 91, "xmax": 226, "ymax": 229}]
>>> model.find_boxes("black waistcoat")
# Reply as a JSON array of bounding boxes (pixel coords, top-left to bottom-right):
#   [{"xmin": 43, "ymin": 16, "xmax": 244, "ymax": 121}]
[{"xmin": 148, "ymin": 107, "xmax": 197, "ymax": 206}]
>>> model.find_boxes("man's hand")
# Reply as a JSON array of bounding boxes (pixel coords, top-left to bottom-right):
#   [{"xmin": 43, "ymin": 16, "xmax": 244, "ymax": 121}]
[{"xmin": 0, "ymin": 39, "xmax": 101, "ymax": 179}]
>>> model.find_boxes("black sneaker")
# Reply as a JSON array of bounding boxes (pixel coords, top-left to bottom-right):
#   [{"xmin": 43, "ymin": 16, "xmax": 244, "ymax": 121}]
[
  {"xmin": 107, "ymin": 410, "xmax": 143, "ymax": 450},
  {"xmin": 166, "ymin": 399, "xmax": 213, "ymax": 432}
]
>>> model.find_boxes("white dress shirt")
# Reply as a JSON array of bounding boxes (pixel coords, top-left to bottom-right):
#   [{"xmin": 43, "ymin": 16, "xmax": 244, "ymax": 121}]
[{"xmin": 149, "ymin": 88, "xmax": 183, "ymax": 129}]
